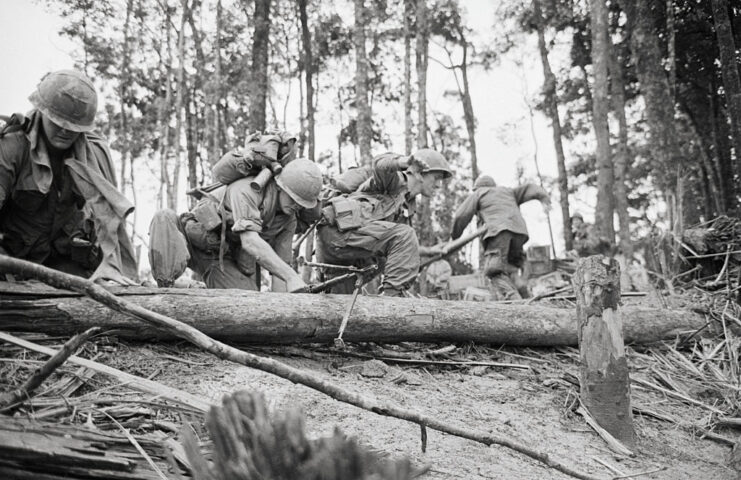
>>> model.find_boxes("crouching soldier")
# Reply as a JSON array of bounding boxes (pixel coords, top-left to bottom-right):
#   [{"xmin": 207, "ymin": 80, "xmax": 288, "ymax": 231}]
[
  {"xmin": 452, "ymin": 175, "xmax": 550, "ymax": 300},
  {"xmin": 0, "ymin": 70, "xmax": 138, "ymax": 284},
  {"xmin": 149, "ymin": 157, "xmax": 322, "ymax": 292},
  {"xmin": 316, "ymin": 149, "xmax": 452, "ymax": 297}
]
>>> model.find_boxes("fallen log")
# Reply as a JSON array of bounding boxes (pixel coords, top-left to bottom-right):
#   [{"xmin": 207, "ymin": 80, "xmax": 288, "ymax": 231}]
[{"xmin": 0, "ymin": 281, "xmax": 709, "ymax": 346}]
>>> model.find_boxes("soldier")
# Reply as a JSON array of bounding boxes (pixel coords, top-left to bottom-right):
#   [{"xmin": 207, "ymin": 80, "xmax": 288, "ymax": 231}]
[
  {"xmin": 316, "ymin": 149, "xmax": 452, "ymax": 297},
  {"xmin": 571, "ymin": 213, "xmax": 611, "ymax": 257},
  {"xmin": 0, "ymin": 70, "xmax": 137, "ymax": 284},
  {"xmin": 149, "ymin": 157, "xmax": 322, "ymax": 293},
  {"xmin": 451, "ymin": 175, "xmax": 550, "ymax": 300}
]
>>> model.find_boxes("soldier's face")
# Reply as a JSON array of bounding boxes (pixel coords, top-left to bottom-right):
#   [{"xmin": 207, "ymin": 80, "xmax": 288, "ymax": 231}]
[
  {"xmin": 41, "ymin": 115, "xmax": 80, "ymax": 150},
  {"xmin": 278, "ymin": 190, "xmax": 300, "ymax": 215},
  {"xmin": 420, "ymin": 172, "xmax": 444, "ymax": 197}
]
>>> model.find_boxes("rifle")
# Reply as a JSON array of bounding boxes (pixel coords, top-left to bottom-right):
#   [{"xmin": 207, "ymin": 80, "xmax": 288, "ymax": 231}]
[{"xmin": 420, "ymin": 225, "xmax": 488, "ymax": 270}]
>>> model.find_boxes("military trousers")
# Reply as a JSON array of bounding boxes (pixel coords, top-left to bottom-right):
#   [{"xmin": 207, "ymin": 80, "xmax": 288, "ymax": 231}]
[
  {"xmin": 148, "ymin": 209, "xmax": 261, "ymax": 290},
  {"xmin": 482, "ymin": 230, "xmax": 527, "ymax": 277},
  {"xmin": 316, "ymin": 220, "xmax": 420, "ymax": 291}
]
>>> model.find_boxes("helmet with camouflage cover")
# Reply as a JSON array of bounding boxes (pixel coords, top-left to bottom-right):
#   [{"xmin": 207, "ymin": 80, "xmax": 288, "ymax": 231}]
[
  {"xmin": 411, "ymin": 148, "xmax": 453, "ymax": 179},
  {"xmin": 29, "ymin": 70, "xmax": 97, "ymax": 132},
  {"xmin": 275, "ymin": 158, "xmax": 323, "ymax": 209}
]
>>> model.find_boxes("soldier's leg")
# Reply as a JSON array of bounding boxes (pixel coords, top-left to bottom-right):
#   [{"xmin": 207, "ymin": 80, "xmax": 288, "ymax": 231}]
[
  {"xmin": 148, "ymin": 209, "xmax": 190, "ymax": 287},
  {"xmin": 483, "ymin": 232, "xmax": 513, "ymax": 278},
  {"xmin": 330, "ymin": 221, "xmax": 420, "ymax": 296}
]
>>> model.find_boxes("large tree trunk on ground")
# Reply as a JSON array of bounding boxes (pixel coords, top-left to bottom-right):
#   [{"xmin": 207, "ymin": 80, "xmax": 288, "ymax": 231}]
[
  {"xmin": 0, "ymin": 283, "xmax": 707, "ymax": 346},
  {"xmin": 532, "ymin": 0, "xmax": 572, "ymax": 251},
  {"xmin": 249, "ymin": 0, "xmax": 270, "ymax": 132},
  {"xmin": 711, "ymin": 0, "xmax": 741, "ymax": 198},
  {"xmin": 590, "ymin": 0, "xmax": 615, "ymax": 244}
]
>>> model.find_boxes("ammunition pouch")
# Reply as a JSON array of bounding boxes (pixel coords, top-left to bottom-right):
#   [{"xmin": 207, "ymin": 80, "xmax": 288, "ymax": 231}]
[
  {"xmin": 325, "ymin": 196, "xmax": 363, "ymax": 232},
  {"xmin": 192, "ymin": 200, "xmax": 222, "ymax": 231}
]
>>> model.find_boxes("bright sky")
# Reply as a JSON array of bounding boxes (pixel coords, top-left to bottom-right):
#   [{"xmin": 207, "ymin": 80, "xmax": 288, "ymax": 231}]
[{"xmin": 0, "ymin": 0, "xmax": 590, "ymax": 273}]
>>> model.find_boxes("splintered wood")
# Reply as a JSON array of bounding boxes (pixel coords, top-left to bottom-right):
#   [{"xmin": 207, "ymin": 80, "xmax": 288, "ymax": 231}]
[{"xmin": 573, "ymin": 255, "xmax": 636, "ymax": 447}]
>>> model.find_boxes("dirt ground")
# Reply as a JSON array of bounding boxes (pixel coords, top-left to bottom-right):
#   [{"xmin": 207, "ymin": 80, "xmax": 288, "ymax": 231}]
[{"xmin": 105, "ymin": 338, "xmax": 739, "ymax": 480}]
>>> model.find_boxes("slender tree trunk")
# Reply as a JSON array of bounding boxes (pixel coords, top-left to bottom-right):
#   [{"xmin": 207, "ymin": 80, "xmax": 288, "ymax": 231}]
[
  {"xmin": 186, "ymin": 90, "xmax": 198, "ymax": 209},
  {"xmin": 403, "ymin": 0, "xmax": 414, "ymax": 156},
  {"xmin": 666, "ymin": 0, "xmax": 676, "ymax": 104},
  {"xmin": 532, "ymin": 0, "xmax": 572, "ymax": 251},
  {"xmin": 157, "ymin": 5, "xmax": 173, "ymax": 210},
  {"xmin": 590, "ymin": 0, "xmax": 615, "ymax": 244},
  {"xmin": 459, "ymin": 38, "xmax": 478, "ymax": 180},
  {"xmin": 210, "ymin": 0, "xmax": 223, "ymax": 167},
  {"xmin": 710, "ymin": 78, "xmax": 734, "ymax": 211},
  {"xmin": 609, "ymin": 46, "xmax": 631, "ymax": 257},
  {"xmin": 711, "ymin": 0, "xmax": 741, "ymax": 200},
  {"xmin": 298, "ymin": 0, "xmax": 315, "ymax": 162},
  {"xmin": 249, "ymin": 0, "xmax": 271, "ymax": 133},
  {"xmin": 353, "ymin": 0, "xmax": 373, "ymax": 165},
  {"xmin": 170, "ymin": 0, "xmax": 188, "ymax": 212},
  {"xmin": 415, "ymin": 0, "xmax": 429, "ymax": 148},
  {"xmin": 118, "ymin": 0, "xmax": 134, "ymax": 195},
  {"xmin": 620, "ymin": 0, "xmax": 682, "ymax": 221}
]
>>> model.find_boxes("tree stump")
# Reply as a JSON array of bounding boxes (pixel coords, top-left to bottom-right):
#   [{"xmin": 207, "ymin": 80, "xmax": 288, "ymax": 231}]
[{"xmin": 573, "ymin": 255, "xmax": 636, "ymax": 447}]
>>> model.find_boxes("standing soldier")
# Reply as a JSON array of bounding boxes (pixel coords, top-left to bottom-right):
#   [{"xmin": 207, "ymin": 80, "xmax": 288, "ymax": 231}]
[
  {"xmin": 0, "ymin": 70, "xmax": 138, "ymax": 284},
  {"xmin": 149, "ymin": 156, "xmax": 322, "ymax": 293},
  {"xmin": 451, "ymin": 175, "xmax": 550, "ymax": 300},
  {"xmin": 316, "ymin": 149, "xmax": 452, "ymax": 297}
]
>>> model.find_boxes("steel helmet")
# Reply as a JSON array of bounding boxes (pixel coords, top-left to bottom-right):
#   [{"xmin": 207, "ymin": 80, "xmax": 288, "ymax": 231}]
[
  {"xmin": 412, "ymin": 148, "xmax": 453, "ymax": 179},
  {"xmin": 29, "ymin": 70, "xmax": 98, "ymax": 132},
  {"xmin": 473, "ymin": 175, "xmax": 496, "ymax": 189},
  {"xmin": 275, "ymin": 158, "xmax": 323, "ymax": 209}
]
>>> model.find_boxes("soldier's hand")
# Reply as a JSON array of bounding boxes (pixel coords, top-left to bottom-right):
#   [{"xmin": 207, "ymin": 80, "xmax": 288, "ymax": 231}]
[
  {"xmin": 287, "ymin": 277, "xmax": 308, "ymax": 293},
  {"xmin": 91, "ymin": 262, "xmax": 138, "ymax": 286}
]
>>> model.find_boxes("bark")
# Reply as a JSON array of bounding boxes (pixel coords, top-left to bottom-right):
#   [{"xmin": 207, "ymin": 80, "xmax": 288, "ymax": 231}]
[
  {"xmin": 249, "ymin": 0, "xmax": 271, "ymax": 133},
  {"xmin": 157, "ymin": 5, "xmax": 173, "ymax": 210},
  {"xmin": 404, "ymin": 0, "xmax": 414, "ymax": 156},
  {"xmin": 620, "ymin": 0, "xmax": 682, "ymax": 213},
  {"xmin": 711, "ymin": 0, "xmax": 741, "ymax": 197},
  {"xmin": 298, "ymin": 0, "xmax": 315, "ymax": 162},
  {"xmin": 609, "ymin": 45, "xmax": 631, "ymax": 257},
  {"xmin": 170, "ymin": 0, "xmax": 188, "ymax": 212},
  {"xmin": 353, "ymin": 0, "xmax": 373, "ymax": 165},
  {"xmin": 185, "ymin": 90, "xmax": 198, "ymax": 209},
  {"xmin": 415, "ymin": 0, "xmax": 429, "ymax": 148},
  {"xmin": 574, "ymin": 256, "xmax": 636, "ymax": 447},
  {"xmin": 590, "ymin": 0, "xmax": 615, "ymax": 243},
  {"xmin": 532, "ymin": 0, "xmax": 573, "ymax": 251},
  {"xmin": 211, "ymin": 0, "xmax": 223, "ymax": 166},
  {"xmin": 117, "ymin": 0, "xmax": 135, "ymax": 194},
  {"xmin": 0, "ymin": 283, "xmax": 708, "ymax": 347}
]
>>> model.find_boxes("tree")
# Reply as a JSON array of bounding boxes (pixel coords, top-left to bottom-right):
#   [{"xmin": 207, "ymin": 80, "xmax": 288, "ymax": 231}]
[
  {"xmin": 609, "ymin": 42, "xmax": 632, "ymax": 257},
  {"xmin": 249, "ymin": 0, "xmax": 271, "ymax": 132},
  {"xmin": 711, "ymin": 0, "xmax": 741, "ymax": 200},
  {"xmin": 298, "ymin": 0, "xmax": 315, "ymax": 161},
  {"xmin": 590, "ymin": 0, "xmax": 615, "ymax": 243},
  {"xmin": 531, "ymin": 0, "xmax": 573, "ymax": 251},
  {"xmin": 353, "ymin": 0, "xmax": 373, "ymax": 164},
  {"xmin": 416, "ymin": 0, "xmax": 429, "ymax": 148},
  {"xmin": 404, "ymin": 0, "xmax": 414, "ymax": 155}
]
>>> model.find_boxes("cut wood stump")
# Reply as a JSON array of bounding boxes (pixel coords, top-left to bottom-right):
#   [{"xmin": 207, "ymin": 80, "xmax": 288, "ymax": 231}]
[{"xmin": 573, "ymin": 255, "xmax": 636, "ymax": 448}]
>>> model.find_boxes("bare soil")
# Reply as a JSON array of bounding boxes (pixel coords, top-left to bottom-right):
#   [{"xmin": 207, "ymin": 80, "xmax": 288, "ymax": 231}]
[{"xmin": 107, "ymin": 339, "xmax": 739, "ymax": 480}]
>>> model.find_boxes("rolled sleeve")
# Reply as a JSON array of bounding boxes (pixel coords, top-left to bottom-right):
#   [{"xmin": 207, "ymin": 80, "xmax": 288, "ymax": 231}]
[{"xmin": 226, "ymin": 178, "xmax": 264, "ymax": 233}]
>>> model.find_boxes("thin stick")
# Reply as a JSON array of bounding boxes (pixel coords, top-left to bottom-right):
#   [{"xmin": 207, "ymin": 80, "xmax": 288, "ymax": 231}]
[
  {"xmin": 98, "ymin": 409, "xmax": 169, "ymax": 480},
  {"xmin": 631, "ymin": 377, "xmax": 725, "ymax": 415},
  {"xmin": 318, "ymin": 349, "xmax": 532, "ymax": 370},
  {"xmin": 612, "ymin": 466, "xmax": 667, "ymax": 479},
  {"xmin": 0, "ymin": 254, "xmax": 599, "ymax": 480},
  {"xmin": 0, "ymin": 327, "xmax": 101, "ymax": 410},
  {"xmin": 576, "ymin": 405, "xmax": 634, "ymax": 457}
]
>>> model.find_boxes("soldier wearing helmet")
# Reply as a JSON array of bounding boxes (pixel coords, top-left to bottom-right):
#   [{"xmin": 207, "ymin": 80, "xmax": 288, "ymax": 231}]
[
  {"xmin": 451, "ymin": 175, "xmax": 551, "ymax": 300},
  {"xmin": 316, "ymin": 148, "xmax": 453, "ymax": 297},
  {"xmin": 0, "ymin": 70, "xmax": 137, "ymax": 284},
  {"xmin": 149, "ymin": 150, "xmax": 323, "ymax": 293}
]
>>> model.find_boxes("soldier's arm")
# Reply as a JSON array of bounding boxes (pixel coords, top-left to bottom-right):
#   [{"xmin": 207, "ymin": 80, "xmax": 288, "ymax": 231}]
[
  {"xmin": 451, "ymin": 192, "xmax": 478, "ymax": 240},
  {"xmin": 239, "ymin": 231, "xmax": 305, "ymax": 291},
  {"xmin": 367, "ymin": 153, "xmax": 409, "ymax": 193},
  {"xmin": 0, "ymin": 138, "xmax": 21, "ymax": 209},
  {"xmin": 513, "ymin": 183, "xmax": 550, "ymax": 206}
]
